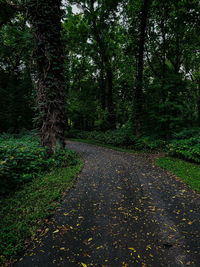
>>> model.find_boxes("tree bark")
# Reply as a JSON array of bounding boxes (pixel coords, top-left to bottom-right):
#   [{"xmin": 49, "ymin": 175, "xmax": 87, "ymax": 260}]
[
  {"xmin": 27, "ymin": 0, "xmax": 66, "ymax": 152},
  {"xmin": 135, "ymin": 0, "xmax": 152, "ymax": 136},
  {"xmin": 100, "ymin": 58, "xmax": 106, "ymax": 111},
  {"xmin": 105, "ymin": 61, "xmax": 116, "ymax": 129},
  {"xmin": 198, "ymin": 80, "xmax": 200, "ymax": 127}
]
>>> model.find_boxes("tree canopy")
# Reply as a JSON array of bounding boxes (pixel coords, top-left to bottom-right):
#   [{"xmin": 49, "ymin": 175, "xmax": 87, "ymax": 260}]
[{"xmin": 0, "ymin": 0, "xmax": 200, "ymax": 147}]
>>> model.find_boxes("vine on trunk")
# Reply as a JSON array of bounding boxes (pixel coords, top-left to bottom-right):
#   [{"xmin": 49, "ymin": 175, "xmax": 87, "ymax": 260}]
[{"xmin": 27, "ymin": 0, "xmax": 66, "ymax": 153}]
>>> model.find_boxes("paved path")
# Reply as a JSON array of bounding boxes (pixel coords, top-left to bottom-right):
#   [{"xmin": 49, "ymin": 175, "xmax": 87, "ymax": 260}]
[{"xmin": 14, "ymin": 141, "xmax": 200, "ymax": 267}]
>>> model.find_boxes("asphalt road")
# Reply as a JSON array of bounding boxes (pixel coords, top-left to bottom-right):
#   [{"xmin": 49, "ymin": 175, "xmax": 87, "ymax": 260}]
[{"xmin": 14, "ymin": 141, "xmax": 200, "ymax": 267}]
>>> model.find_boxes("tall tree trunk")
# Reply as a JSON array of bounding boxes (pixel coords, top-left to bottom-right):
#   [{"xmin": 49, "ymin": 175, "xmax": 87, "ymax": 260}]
[
  {"xmin": 135, "ymin": 0, "xmax": 152, "ymax": 136},
  {"xmin": 106, "ymin": 63, "xmax": 116, "ymax": 129},
  {"xmin": 161, "ymin": 16, "xmax": 166, "ymax": 90},
  {"xmin": 89, "ymin": 0, "xmax": 115, "ymax": 128},
  {"xmin": 198, "ymin": 80, "xmax": 200, "ymax": 127},
  {"xmin": 160, "ymin": 10, "xmax": 168, "ymax": 136},
  {"xmin": 27, "ymin": 0, "xmax": 66, "ymax": 152},
  {"xmin": 100, "ymin": 58, "xmax": 106, "ymax": 111}
]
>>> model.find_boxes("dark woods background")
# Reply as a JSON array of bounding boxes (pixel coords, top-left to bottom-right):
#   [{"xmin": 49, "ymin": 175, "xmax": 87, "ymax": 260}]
[{"xmin": 0, "ymin": 0, "xmax": 200, "ymax": 141}]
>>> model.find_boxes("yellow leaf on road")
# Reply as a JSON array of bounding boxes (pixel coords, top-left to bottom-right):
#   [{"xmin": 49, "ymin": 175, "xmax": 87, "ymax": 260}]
[{"xmin": 128, "ymin": 248, "xmax": 136, "ymax": 252}]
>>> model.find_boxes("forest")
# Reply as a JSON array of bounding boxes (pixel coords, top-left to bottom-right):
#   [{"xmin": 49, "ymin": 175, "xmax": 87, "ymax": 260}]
[
  {"xmin": 1, "ymin": 0, "xmax": 200, "ymax": 143},
  {"xmin": 0, "ymin": 0, "xmax": 200, "ymax": 265},
  {"xmin": 1, "ymin": 0, "xmax": 200, "ymax": 144}
]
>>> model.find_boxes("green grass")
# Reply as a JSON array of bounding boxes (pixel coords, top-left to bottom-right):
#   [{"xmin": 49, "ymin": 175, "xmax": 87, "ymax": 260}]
[
  {"xmin": 68, "ymin": 138, "xmax": 140, "ymax": 154},
  {"xmin": 156, "ymin": 157, "xmax": 200, "ymax": 193},
  {"xmin": 0, "ymin": 160, "xmax": 83, "ymax": 264}
]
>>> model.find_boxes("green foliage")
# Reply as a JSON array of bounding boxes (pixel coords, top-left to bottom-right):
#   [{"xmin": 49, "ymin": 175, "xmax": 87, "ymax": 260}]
[
  {"xmin": 2, "ymin": 0, "xmax": 200, "ymax": 140},
  {"xmin": 0, "ymin": 161, "xmax": 83, "ymax": 264},
  {"xmin": 168, "ymin": 137, "xmax": 200, "ymax": 163},
  {"xmin": 0, "ymin": 135, "xmax": 78, "ymax": 194},
  {"xmin": 67, "ymin": 129, "xmax": 133, "ymax": 146},
  {"xmin": 66, "ymin": 129, "xmax": 166, "ymax": 151},
  {"xmin": 134, "ymin": 136, "xmax": 166, "ymax": 151},
  {"xmin": 0, "ymin": 17, "xmax": 34, "ymax": 133},
  {"xmin": 143, "ymin": 75, "xmax": 197, "ymax": 138},
  {"xmin": 157, "ymin": 157, "xmax": 200, "ymax": 193},
  {"xmin": 66, "ymin": 129, "xmax": 90, "ymax": 139},
  {"xmin": 172, "ymin": 127, "xmax": 200, "ymax": 140},
  {"xmin": 0, "ymin": 1, "xmax": 16, "ymax": 27}
]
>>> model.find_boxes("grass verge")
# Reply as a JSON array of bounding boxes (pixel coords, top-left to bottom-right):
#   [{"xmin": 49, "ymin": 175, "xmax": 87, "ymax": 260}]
[
  {"xmin": 156, "ymin": 157, "xmax": 200, "ymax": 193},
  {"xmin": 0, "ymin": 160, "xmax": 83, "ymax": 264}
]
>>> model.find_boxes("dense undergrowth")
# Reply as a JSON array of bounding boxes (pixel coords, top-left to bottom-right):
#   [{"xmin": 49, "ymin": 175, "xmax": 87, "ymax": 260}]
[
  {"xmin": 0, "ymin": 134, "xmax": 77, "ymax": 194},
  {"xmin": 0, "ymin": 133, "xmax": 82, "ymax": 264},
  {"xmin": 66, "ymin": 127, "xmax": 200, "ymax": 163},
  {"xmin": 0, "ymin": 163, "xmax": 82, "ymax": 264},
  {"xmin": 66, "ymin": 129, "xmax": 167, "ymax": 152}
]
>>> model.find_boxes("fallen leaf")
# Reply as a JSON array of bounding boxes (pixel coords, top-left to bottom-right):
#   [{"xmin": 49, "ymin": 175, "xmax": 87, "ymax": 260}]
[{"xmin": 128, "ymin": 248, "xmax": 136, "ymax": 252}]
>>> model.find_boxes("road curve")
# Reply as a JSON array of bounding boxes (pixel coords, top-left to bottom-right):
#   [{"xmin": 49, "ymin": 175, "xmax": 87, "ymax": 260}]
[{"xmin": 14, "ymin": 141, "xmax": 200, "ymax": 267}]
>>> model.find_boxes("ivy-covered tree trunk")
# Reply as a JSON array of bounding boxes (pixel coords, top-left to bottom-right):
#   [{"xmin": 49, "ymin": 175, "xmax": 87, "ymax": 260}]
[{"xmin": 27, "ymin": 0, "xmax": 66, "ymax": 152}]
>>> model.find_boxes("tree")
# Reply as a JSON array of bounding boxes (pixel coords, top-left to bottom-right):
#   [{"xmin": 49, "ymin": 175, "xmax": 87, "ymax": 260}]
[
  {"xmin": 68, "ymin": 0, "xmax": 120, "ymax": 130},
  {"xmin": 144, "ymin": 0, "xmax": 200, "ymax": 137},
  {"xmin": 0, "ymin": 13, "xmax": 34, "ymax": 133},
  {"xmin": 5, "ymin": 0, "xmax": 67, "ymax": 152},
  {"xmin": 128, "ymin": 0, "xmax": 152, "ymax": 135}
]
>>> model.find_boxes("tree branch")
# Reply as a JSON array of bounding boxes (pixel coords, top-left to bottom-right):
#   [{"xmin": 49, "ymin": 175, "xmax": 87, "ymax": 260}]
[{"xmin": 5, "ymin": 0, "xmax": 24, "ymax": 11}]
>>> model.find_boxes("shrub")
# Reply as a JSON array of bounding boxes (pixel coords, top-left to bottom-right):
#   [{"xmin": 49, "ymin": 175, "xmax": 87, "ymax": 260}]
[
  {"xmin": 136, "ymin": 137, "xmax": 166, "ymax": 151},
  {"xmin": 84, "ymin": 129, "xmax": 134, "ymax": 147},
  {"xmin": 172, "ymin": 127, "xmax": 200, "ymax": 140},
  {"xmin": 65, "ymin": 129, "xmax": 90, "ymax": 139},
  {"xmin": 66, "ymin": 129, "xmax": 166, "ymax": 151},
  {"xmin": 0, "ymin": 135, "xmax": 77, "ymax": 194},
  {"xmin": 168, "ymin": 137, "xmax": 200, "ymax": 163}
]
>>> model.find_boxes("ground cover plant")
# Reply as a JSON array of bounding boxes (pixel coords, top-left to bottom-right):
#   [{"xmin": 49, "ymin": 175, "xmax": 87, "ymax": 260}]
[
  {"xmin": 0, "ymin": 134, "xmax": 83, "ymax": 264},
  {"xmin": 157, "ymin": 157, "xmax": 200, "ymax": 194},
  {"xmin": 0, "ymin": 134, "xmax": 77, "ymax": 194},
  {"xmin": 0, "ymin": 151, "xmax": 82, "ymax": 264},
  {"xmin": 168, "ymin": 137, "xmax": 200, "ymax": 163}
]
